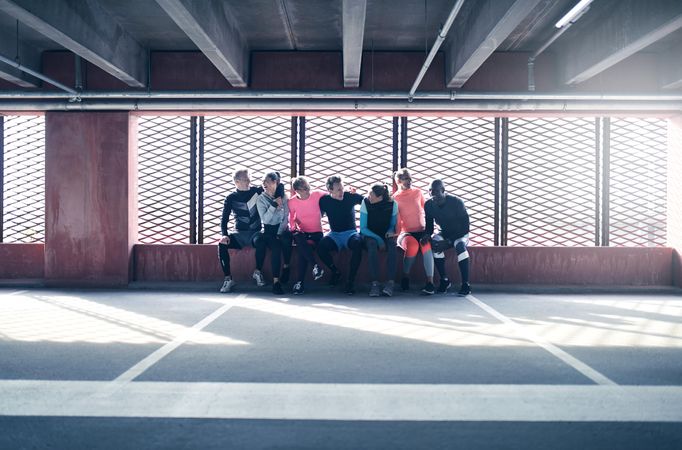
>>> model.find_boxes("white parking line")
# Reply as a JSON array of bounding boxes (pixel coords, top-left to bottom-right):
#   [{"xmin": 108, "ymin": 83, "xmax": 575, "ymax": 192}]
[
  {"xmin": 1, "ymin": 290, "xmax": 28, "ymax": 297},
  {"xmin": 467, "ymin": 294, "xmax": 617, "ymax": 386},
  {"xmin": 1, "ymin": 381, "xmax": 680, "ymax": 421},
  {"xmin": 106, "ymin": 294, "xmax": 245, "ymax": 389}
]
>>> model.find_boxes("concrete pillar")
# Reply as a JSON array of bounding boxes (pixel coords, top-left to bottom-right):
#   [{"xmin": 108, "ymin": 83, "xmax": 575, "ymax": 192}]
[
  {"xmin": 668, "ymin": 116, "xmax": 682, "ymax": 287},
  {"xmin": 45, "ymin": 112, "xmax": 137, "ymax": 286}
]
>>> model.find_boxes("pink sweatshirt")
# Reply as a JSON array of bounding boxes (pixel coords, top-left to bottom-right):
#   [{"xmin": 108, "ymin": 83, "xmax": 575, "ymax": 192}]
[
  {"xmin": 393, "ymin": 188, "xmax": 426, "ymax": 233},
  {"xmin": 288, "ymin": 190, "xmax": 325, "ymax": 233}
]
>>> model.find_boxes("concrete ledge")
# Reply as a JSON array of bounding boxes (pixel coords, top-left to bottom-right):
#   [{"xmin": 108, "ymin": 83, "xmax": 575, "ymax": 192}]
[
  {"xmin": 0, "ymin": 243, "xmax": 44, "ymax": 279},
  {"xmin": 133, "ymin": 244, "xmax": 674, "ymax": 286}
]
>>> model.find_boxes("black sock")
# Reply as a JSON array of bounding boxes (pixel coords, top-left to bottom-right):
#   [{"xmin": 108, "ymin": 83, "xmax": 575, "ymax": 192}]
[
  {"xmin": 459, "ymin": 259, "xmax": 469, "ymax": 284},
  {"xmin": 434, "ymin": 258, "xmax": 446, "ymax": 280}
]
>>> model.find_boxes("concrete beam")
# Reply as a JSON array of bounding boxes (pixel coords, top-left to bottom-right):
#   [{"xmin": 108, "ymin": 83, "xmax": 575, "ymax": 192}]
[
  {"xmin": 446, "ymin": 0, "xmax": 542, "ymax": 88},
  {"xmin": 660, "ymin": 47, "xmax": 682, "ymax": 90},
  {"xmin": 155, "ymin": 0, "xmax": 248, "ymax": 87},
  {"xmin": 342, "ymin": 0, "xmax": 367, "ymax": 87},
  {"xmin": 560, "ymin": 0, "xmax": 682, "ymax": 85},
  {"xmin": 0, "ymin": 0, "xmax": 147, "ymax": 88},
  {"xmin": 0, "ymin": 29, "xmax": 40, "ymax": 88}
]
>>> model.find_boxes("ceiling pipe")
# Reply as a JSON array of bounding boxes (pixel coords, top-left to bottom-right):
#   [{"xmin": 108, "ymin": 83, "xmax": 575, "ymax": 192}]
[
  {"xmin": 408, "ymin": 0, "xmax": 466, "ymax": 101},
  {"xmin": 1, "ymin": 99, "xmax": 680, "ymax": 113},
  {"xmin": 0, "ymin": 53, "xmax": 78, "ymax": 95},
  {"xmin": 2, "ymin": 90, "xmax": 681, "ymax": 102},
  {"xmin": 528, "ymin": 0, "xmax": 593, "ymax": 91}
]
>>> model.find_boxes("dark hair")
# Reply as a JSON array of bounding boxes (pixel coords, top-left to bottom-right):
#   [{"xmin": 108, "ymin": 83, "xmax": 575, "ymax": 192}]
[
  {"xmin": 264, "ymin": 171, "xmax": 281, "ymax": 183},
  {"xmin": 292, "ymin": 176, "xmax": 309, "ymax": 191},
  {"xmin": 326, "ymin": 175, "xmax": 342, "ymax": 191},
  {"xmin": 394, "ymin": 167, "xmax": 411, "ymax": 182},
  {"xmin": 370, "ymin": 183, "xmax": 391, "ymax": 202}
]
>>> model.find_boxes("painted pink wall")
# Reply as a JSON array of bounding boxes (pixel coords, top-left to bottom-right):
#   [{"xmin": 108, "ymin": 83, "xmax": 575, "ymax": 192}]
[
  {"xmin": 0, "ymin": 243, "xmax": 44, "ymax": 278},
  {"xmin": 44, "ymin": 112, "xmax": 137, "ymax": 286},
  {"xmin": 134, "ymin": 245, "xmax": 673, "ymax": 286}
]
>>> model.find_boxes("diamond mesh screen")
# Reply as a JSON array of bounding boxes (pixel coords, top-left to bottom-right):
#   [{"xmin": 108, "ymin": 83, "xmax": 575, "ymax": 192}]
[
  {"xmin": 507, "ymin": 118, "xmax": 597, "ymax": 246},
  {"xmin": 609, "ymin": 118, "xmax": 667, "ymax": 247},
  {"xmin": 304, "ymin": 116, "xmax": 394, "ymax": 231},
  {"xmin": 203, "ymin": 116, "xmax": 292, "ymax": 241},
  {"xmin": 137, "ymin": 116, "xmax": 191, "ymax": 244},
  {"xmin": 406, "ymin": 117, "xmax": 496, "ymax": 246},
  {"xmin": 2, "ymin": 115, "xmax": 45, "ymax": 243}
]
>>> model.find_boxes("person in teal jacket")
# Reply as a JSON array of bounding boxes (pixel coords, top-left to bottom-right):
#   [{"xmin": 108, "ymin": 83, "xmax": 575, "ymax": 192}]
[{"xmin": 360, "ymin": 183, "xmax": 399, "ymax": 297}]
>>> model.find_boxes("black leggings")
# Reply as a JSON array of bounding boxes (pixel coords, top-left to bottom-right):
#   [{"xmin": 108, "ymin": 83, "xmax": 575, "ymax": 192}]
[
  {"xmin": 317, "ymin": 234, "xmax": 363, "ymax": 283},
  {"xmin": 256, "ymin": 230, "xmax": 292, "ymax": 278},
  {"xmin": 293, "ymin": 231, "xmax": 323, "ymax": 282},
  {"xmin": 217, "ymin": 232, "xmax": 256, "ymax": 277}
]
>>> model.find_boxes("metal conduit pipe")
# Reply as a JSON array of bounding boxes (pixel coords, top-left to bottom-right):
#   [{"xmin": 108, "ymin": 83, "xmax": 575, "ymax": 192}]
[
  {"xmin": 0, "ymin": 53, "xmax": 78, "ymax": 95},
  {"xmin": 408, "ymin": 0, "xmax": 466, "ymax": 101},
  {"xmin": 1, "ymin": 99, "xmax": 681, "ymax": 112},
  {"xmin": 1, "ymin": 90, "xmax": 682, "ymax": 102}
]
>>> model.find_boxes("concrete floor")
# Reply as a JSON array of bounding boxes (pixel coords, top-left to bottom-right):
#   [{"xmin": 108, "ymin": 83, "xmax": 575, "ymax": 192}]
[{"xmin": 0, "ymin": 286, "xmax": 681, "ymax": 449}]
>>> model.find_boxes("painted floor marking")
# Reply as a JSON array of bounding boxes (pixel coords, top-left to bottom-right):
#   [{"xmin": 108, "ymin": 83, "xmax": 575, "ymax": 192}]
[
  {"xmin": 1, "ymin": 381, "xmax": 680, "ymax": 422},
  {"xmin": 467, "ymin": 294, "xmax": 617, "ymax": 386}
]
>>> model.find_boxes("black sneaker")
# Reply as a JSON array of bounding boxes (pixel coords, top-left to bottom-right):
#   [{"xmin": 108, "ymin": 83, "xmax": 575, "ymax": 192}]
[
  {"xmin": 401, "ymin": 276, "xmax": 410, "ymax": 291},
  {"xmin": 272, "ymin": 281, "xmax": 284, "ymax": 295},
  {"xmin": 421, "ymin": 282, "xmax": 435, "ymax": 295},
  {"xmin": 330, "ymin": 271, "xmax": 341, "ymax": 286},
  {"xmin": 344, "ymin": 282, "xmax": 355, "ymax": 295},
  {"xmin": 437, "ymin": 278, "xmax": 451, "ymax": 293},
  {"xmin": 280, "ymin": 266, "xmax": 290, "ymax": 284},
  {"xmin": 292, "ymin": 281, "xmax": 305, "ymax": 295},
  {"xmin": 457, "ymin": 283, "xmax": 471, "ymax": 297}
]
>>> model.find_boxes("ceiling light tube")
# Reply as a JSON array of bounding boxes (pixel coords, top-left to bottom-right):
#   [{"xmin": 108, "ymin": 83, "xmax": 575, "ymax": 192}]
[{"xmin": 555, "ymin": 0, "xmax": 593, "ymax": 28}]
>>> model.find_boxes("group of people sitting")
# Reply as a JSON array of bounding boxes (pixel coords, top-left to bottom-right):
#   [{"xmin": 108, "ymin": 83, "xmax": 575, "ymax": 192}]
[{"xmin": 218, "ymin": 167, "xmax": 471, "ymax": 297}]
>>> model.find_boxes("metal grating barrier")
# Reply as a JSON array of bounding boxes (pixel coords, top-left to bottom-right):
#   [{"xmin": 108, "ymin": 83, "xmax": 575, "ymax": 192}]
[
  {"xmin": 137, "ymin": 116, "xmax": 191, "ymax": 244},
  {"xmin": 303, "ymin": 116, "xmax": 394, "ymax": 231},
  {"xmin": 203, "ymin": 116, "xmax": 292, "ymax": 240},
  {"xmin": 407, "ymin": 117, "xmax": 496, "ymax": 246},
  {"xmin": 609, "ymin": 118, "xmax": 667, "ymax": 247},
  {"xmin": 2, "ymin": 115, "xmax": 45, "ymax": 243},
  {"xmin": 507, "ymin": 118, "xmax": 597, "ymax": 246}
]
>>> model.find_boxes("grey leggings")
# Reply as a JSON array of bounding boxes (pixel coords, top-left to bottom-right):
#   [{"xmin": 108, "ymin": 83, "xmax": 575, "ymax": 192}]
[{"xmin": 364, "ymin": 236, "xmax": 397, "ymax": 282}]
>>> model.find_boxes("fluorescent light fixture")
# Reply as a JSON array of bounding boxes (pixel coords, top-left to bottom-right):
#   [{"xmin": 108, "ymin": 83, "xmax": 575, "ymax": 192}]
[{"xmin": 555, "ymin": 0, "xmax": 593, "ymax": 28}]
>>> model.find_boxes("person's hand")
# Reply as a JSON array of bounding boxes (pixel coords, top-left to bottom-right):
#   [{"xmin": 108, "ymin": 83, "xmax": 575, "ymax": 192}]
[
  {"xmin": 347, "ymin": 186, "xmax": 357, "ymax": 194},
  {"xmin": 420, "ymin": 235, "xmax": 431, "ymax": 245},
  {"xmin": 220, "ymin": 235, "xmax": 230, "ymax": 245},
  {"xmin": 377, "ymin": 240, "xmax": 386, "ymax": 250},
  {"xmin": 385, "ymin": 232, "xmax": 397, "ymax": 238},
  {"xmin": 275, "ymin": 197, "xmax": 283, "ymax": 208}
]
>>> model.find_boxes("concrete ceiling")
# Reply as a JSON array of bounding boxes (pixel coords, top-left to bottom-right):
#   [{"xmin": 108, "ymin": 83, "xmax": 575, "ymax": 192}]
[{"xmin": 0, "ymin": 0, "xmax": 681, "ymax": 90}]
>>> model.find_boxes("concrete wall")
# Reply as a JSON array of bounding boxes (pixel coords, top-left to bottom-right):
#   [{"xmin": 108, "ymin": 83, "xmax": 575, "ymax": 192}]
[
  {"xmin": 134, "ymin": 245, "xmax": 673, "ymax": 286},
  {"xmin": 44, "ymin": 112, "xmax": 137, "ymax": 287}
]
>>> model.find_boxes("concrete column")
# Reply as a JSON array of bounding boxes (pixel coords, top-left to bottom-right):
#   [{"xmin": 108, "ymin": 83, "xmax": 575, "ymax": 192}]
[
  {"xmin": 45, "ymin": 112, "xmax": 137, "ymax": 286},
  {"xmin": 668, "ymin": 116, "xmax": 682, "ymax": 287}
]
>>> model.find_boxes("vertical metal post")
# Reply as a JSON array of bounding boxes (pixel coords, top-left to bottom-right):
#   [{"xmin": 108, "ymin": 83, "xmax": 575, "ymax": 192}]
[
  {"xmin": 298, "ymin": 116, "xmax": 306, "ymax": 176},
  {"xmin": 594, "ymin": 117, "xmax": 601, "ymax": 246},
  {"xmin": 0, "ymin": 116, "xmax": 3, "ymax": 243},
  {"xmin": 601, "ymin": 117, "xmax": 610, "ymax": 246},
  {"xmin": 291, "ymin": 117, "xmax": 298, "ymax": 178},
  {"xmin": 494, "ymin": 117, "xmax": 500, "ymax": 246},
  {"xmin": 198, "ymin": 116, "xmax": 205, "ymax": 244},
  {"xmin": 74, "ymin": 55, "xmax": 83, "ymax": 91},
  {"xmin": 501, "ymin": 117, "xmax": 509, "ymax": 246},
  {"xmin": 400, "ymin": 116, "xmax": 408, "ymax": 168},
  {"xmin": 392, "ymin": 117, "xmax": 399, "ymax": 172},
  {"xmin": 189, "ymin": 116, "xmax": 197, "ymax": 244}
]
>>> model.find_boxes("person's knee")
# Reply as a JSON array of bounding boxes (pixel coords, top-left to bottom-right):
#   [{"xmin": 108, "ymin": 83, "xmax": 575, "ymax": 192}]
[{"xmin": 455, "ymin": 241, "xmax": 469, "ymax": 261}]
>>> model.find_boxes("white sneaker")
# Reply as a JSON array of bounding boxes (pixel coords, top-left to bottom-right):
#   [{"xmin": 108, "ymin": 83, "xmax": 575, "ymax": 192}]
[
  {"xmin": 312, "ymin": 264, "xmax": 324, "ymax": 280},
  {"xmin": 220, "ymin": 278, "xmax": 236, "ymax": 293},
  {"xmin": 252, "ymin": 270, "xmax": 266, "ymax": 287}
]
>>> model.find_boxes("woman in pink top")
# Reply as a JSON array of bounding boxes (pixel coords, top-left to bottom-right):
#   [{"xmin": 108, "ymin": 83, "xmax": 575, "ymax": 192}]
[
  {"xmin": 393, "ymin": 168, "xmax": 435, "ymax": 295},
  {"xmin": 288, "ymin": 176, "xmax": 326, "ymax": 294}
]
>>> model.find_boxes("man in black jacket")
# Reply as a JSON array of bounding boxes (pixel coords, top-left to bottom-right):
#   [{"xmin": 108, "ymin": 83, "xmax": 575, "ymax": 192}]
[{"xmin": 424, "ymin": 179, "xmax": 471, "ymax": 296}]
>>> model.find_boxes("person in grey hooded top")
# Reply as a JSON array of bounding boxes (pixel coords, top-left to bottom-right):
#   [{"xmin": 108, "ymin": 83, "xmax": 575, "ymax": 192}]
[{"xmin": 256, "ymin": 171, "xmax": 292, "ymax": 295}]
